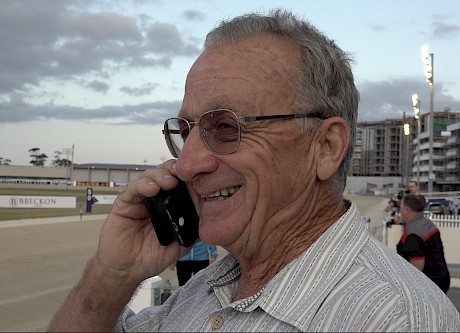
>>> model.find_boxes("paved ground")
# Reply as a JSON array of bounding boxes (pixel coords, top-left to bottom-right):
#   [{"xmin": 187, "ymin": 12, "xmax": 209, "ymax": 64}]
[
  {"xmin": 0, "ymin": 215, "xmax": 106, "ymax": 332},
  {"xmin": 1, "ymin": 196, "xmax": 458, "ymax": 331}
]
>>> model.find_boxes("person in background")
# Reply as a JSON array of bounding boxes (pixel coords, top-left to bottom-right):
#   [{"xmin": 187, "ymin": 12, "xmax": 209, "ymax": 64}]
[
  {"xmin": 408, "ymin": 180, "xmax": 426, "ymax": 204},
  {"xmin": 48, "ymin": 10, "xmax": 460, "ymax": 332},
  {"xmin": 397, "ymin": 194, "xmax": 450, "ymax": 293},
  {"xmin": 171, "ymin": 241, "xmax": 218, "ymax": 286},
  {"xmin": 391, "ymin": 180, "xmax": 425, "ymax": 225},
  {"xmin": 384, "ymin": 196, "xmax": 399, "ymax": 226}
]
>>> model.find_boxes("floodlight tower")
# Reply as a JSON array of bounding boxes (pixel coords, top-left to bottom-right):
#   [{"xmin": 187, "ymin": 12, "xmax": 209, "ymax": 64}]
[
  {"xmin": 421, "ymin": 44, "xmax": 434, "ymax": 194},
  {"xmin": 411, "ymin": 94, "xmax": 421, "ymax": 186}
]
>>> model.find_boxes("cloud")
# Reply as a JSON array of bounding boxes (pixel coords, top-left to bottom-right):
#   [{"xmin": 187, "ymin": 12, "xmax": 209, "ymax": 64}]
[
  {"xmin": 86, "ymin": 80, "xmax": 110, "ymax": 93},
  {"xmin": 0, "ymin": 1, "xmax": 458, "ymax": 129},
  {"xmin": 65, "ymin": 11, "xmax": 142, "ymax": 42},
  {"xmin": 120, "ymin": 83, "xmax": 158, "ymax": 96},
  {"xmin": 146, "ymin": 22, "xmax": 201, "ymax": 55},
  {"xmin": 430, "ymin": 20, "xmax": 460, "ymax": 40},
  {"xmin": 357, "ymin": 77, "xmax": 460, "ymax": 122},
  {"xmin": 2, "ymin": 75, "xmax": 458, "ymax": 126},
  {"xmin": 0, "ymin": 94, "xmax": 181, "ymax": 125},
  {"xmin": 183, "ymin": 10, "xmax": 207, "ymax": 21},
  {"xmin": 0, "ymin": 0, "xmax": 200, "ymax": 97},
  {"xmin": 368, "ymin": 24, "xmax": 387, "ymax": 32}
]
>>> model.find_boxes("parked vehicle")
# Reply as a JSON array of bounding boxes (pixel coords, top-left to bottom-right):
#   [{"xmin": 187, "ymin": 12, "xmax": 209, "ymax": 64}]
[
  {"xmin": 425, "ymin": 197, "xmax": 460, "ymax": 215},
  {"xmin": 426, "ymin": 202, "xmax": 445, "ymax": 214}
]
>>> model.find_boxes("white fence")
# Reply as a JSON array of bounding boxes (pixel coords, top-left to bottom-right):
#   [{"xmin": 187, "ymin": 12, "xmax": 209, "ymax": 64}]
[{"xmin": 384, "ymin": 214, "xmax": 460, "ymax": 275}]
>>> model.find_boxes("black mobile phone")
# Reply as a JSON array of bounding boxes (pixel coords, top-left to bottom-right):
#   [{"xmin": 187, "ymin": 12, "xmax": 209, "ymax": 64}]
[{"xmin": 144, "ymin": 180, "xmax": 199, "ymax": 247}]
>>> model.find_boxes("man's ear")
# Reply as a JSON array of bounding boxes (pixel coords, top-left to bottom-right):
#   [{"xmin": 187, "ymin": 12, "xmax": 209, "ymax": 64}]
[{"xmin": 315, "ymin": 117, "xmax": 350, "ymax": 181}]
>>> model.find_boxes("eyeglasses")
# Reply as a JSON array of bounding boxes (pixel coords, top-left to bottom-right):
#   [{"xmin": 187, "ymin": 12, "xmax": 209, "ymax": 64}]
[{"xmin": 163, "ymin": 108, "xmax": 325, "ymax": 157}]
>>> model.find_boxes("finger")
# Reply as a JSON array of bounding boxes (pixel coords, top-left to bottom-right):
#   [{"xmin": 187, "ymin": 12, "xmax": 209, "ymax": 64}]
[{"xmin": 117, "ymin": 160, "xmax": 179, "ymax": 205}]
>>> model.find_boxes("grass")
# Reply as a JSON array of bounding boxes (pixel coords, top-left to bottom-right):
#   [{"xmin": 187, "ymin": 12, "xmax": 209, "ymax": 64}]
[{"xmin": 0, "ymin": 187, "xmax": 122, "ymax": 221}]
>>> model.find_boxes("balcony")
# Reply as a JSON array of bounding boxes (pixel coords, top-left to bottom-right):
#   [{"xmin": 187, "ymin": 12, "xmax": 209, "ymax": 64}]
[
  {"xmin": 412, "ymin": 165, "xmax": 429, "ymax": 173},
  {"xmin": 446, "ymin": 161, "xmax": 458, "ymax": 169},
  {"xmin": 419, "ymin": 142, "xmax": 430, "ymax": 151},
  {"xmin": 447, "ymin": 136, "xmax": 458, "ymax": 145},
  {"xmin": 434, "ymin": 154, "xmax": 446, "ymax": 161},
  {"xmin": 418, "ymin": 176, "xmax": 429, "ymax": 183},
  {"xmin": 417, "ymin": 153, "xmax": 433, "ymax": 162},
  {"xmin": 446, "ymin": 149, "xmax": 459, "ymax": 157},
  {"xmin": 433, "ymin": 165, "xmax": 445, "ymax": 172}
]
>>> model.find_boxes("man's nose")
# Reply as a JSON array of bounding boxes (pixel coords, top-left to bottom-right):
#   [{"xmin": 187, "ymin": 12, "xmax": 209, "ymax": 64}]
[{"xmin": 174, "ymin": 126, "xmax": 218, "ymax": 181}]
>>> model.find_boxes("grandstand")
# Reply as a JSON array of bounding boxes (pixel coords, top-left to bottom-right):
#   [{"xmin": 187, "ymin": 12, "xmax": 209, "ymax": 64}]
[{"xmin": 0, "ymin": 163, "xmax": 157, "ymax": 187}]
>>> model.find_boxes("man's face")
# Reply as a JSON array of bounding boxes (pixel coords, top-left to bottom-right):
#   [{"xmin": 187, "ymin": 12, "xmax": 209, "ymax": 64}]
[
  {"xmin": 408, "ymin": 182, "xmax": 418, "ymax": 194},
  {"xmin": 174, "ymin": 35, "xmax": 318, "ymax": 251},
  {"xmin": 399, "ymin": 202, "xmax": 409, "ymax": 223}
]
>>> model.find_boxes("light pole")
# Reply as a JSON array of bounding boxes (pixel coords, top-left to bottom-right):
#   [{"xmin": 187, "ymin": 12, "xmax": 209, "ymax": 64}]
[
  {"xmin": 403, "ymin": 122, "xmax": 410, "ymax": 185},
  {"xmin": 62, "ymin": 146, "xmax": 74, "ymax": 190},
  {"xmin": 412, "ymin": 94, "xmax": 421, "ymax": 186},
  {"xmin": 421, "ymin": 44, "xmax": 434, "ymax": 193}
]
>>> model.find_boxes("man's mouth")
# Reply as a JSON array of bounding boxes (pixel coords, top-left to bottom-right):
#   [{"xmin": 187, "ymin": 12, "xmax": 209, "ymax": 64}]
[{"xmin": 204, "ymin": 186, "xmax": 241, "ymax": 201}]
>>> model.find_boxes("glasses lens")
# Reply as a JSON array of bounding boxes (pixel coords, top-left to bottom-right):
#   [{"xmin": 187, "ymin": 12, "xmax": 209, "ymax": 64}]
[
  {"xmin": 164, "ymin": 118, "xmax": 189, "ymax": 158},
  {"xmin": 200, "ymin": 110, "xmax": 240, "ymax": 154}
]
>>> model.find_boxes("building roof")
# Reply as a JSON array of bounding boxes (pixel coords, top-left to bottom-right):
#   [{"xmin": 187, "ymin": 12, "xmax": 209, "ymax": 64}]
[{"xmin": 73, "ymin": 163, "xmax": 157, "ymax": 171}]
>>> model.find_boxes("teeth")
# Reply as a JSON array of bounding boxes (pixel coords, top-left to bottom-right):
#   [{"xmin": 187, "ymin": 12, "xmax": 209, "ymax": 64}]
[{"xmin": 205, "ymin": 186, "xmax": 239, "ymax": 200}]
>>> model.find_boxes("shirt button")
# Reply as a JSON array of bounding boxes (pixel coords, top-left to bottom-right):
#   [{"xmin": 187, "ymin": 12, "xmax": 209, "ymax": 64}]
[{"xmin": 211, "ymin": 315, "xmax": 224, "ymax": 329}]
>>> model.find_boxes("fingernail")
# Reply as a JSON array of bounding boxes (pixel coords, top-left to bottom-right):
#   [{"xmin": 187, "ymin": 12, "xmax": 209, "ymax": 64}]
[
  {"xmin": 171, "ymin": 162, "xmax": 176, "ymax": 170},
  {"xmin": 164, "ymin": 174, "xmax": 174, "ymax": 180}
]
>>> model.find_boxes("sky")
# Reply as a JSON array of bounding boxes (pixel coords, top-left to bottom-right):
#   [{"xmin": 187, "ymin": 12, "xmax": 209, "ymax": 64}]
[{"xmin": 1, "ymin": 0, "xmax": 460, "ymax": 166}]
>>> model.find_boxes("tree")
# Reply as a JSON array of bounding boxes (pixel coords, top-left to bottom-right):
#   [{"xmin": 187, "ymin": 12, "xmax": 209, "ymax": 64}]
[
  {"xmin": 52, "ymin": 150, "xmax": 72, "ymax": 167},
  {"xmin": 29, "ymin": 148, "xmax": 48, "ymax": 166},
  {"xmin": 0, "ymin": 157, "xmax": 12, "ymax": 165}
]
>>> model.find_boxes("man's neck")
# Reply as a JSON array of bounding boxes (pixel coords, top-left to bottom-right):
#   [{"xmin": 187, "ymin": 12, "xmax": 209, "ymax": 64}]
[
  {"xmin": 406, "ymin": 212, "xmax": 424, "ymax": 225},
  {"xmin": 232, "ymin": 197, "xmax": 348, "ymax": 301}
]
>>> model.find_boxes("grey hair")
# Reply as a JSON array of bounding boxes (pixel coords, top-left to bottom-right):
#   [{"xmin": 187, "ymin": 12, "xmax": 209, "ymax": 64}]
[{"xmin": 204, "ymin": 9, "xmax": 359, "ymax": 192}]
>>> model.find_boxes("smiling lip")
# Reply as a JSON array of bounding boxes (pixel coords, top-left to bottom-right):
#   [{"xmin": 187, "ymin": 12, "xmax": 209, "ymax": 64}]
[{"xmin": 203, "ymin": 186, "xmax": 241, "ymax": 201}]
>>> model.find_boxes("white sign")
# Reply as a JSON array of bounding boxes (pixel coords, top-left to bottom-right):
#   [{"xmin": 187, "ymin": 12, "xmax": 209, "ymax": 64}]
[
  {"xmin": 0, "ymin": 195, "xmax": 76, "ymax": 208},
  {"xmin": 441, "ymin": 131, "xmax": 451, "ymax": 137},
  {"xmin": 93, "ymin": 195, "xmax": 117, "ymax": 205}
]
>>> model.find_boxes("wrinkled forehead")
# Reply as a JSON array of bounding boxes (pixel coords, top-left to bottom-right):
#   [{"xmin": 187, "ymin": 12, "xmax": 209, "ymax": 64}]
[{"xmin": 179, "ymin": 35, "xmax": 301, "ymax": 119}]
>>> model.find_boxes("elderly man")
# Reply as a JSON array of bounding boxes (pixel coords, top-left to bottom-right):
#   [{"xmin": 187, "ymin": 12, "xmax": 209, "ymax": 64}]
[{"xmin": 49, "ymin": 10, "xmax": 460, "ymax": 332}]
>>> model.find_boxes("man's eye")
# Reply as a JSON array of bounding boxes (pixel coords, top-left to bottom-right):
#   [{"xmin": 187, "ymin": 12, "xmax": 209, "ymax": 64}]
[
  {"xmin": 179, "ymin": 126, "xmax": 190, "ymax": 140},
  {"xmin": 215, "ymin": 120, "xmax": 238, "ymax": 131}
]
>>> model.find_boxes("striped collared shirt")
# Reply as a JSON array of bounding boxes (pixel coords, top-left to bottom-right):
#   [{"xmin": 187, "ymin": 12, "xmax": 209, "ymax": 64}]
[{"xmin": 116, "ymin": 202, "xmax": 460, "ymax": 332}]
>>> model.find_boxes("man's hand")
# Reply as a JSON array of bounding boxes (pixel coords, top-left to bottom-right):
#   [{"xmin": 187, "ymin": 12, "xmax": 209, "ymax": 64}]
[
  {"xmin": 95, "ymin": 160, "xmax": 191, "ymax": 283},
  {"xmin": 48, "ymin": 160, "xmax": 193, "ymax": 332}
]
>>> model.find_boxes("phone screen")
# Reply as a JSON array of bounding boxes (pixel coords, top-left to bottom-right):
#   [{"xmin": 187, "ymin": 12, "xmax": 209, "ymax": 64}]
[{"xmin": 144, "ymin": 180, "xmax": 199, "ymax": 247}]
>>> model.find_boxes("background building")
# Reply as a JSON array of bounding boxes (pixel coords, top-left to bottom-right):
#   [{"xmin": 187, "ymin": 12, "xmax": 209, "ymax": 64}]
[
  {"xmin": 439, "ymin": 122, "xmax": 460, "ymax": 191},
  {"xmin": 353, "ymin": 110, "xmax": 460, "ymax": 193},
  {"xmin": 0, "ymin": 163, "xmax": 156, "ymax": 187},
  {"xmin": 353, "ymin": 118, "xmax": 407, "ymax": 177}
]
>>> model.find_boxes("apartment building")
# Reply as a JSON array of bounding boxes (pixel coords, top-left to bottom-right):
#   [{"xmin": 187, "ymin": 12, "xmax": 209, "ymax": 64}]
[
  {"xmin": 353, "ymin": 110, "xmax": 460, "ymax": 192},
  {"xmin": 438, "ymin": 122, "xmax": 460, "ymax": 191},
  {"xmin": 353, "ymin": 118, "xmax": 407, "ymax": 177}
]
